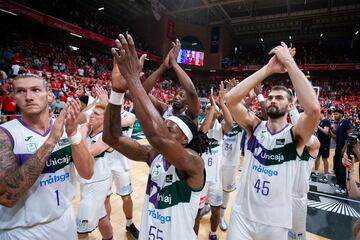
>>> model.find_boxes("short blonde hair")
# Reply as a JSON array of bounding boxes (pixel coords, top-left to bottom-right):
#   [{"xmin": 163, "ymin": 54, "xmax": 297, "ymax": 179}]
[
  {"xmin": 94, "ymin": 103, "xmax": 107, "ymax": 111},
  {"xmin": 14, "ymin": 74, "xmax": 49, "ymax": 90}
]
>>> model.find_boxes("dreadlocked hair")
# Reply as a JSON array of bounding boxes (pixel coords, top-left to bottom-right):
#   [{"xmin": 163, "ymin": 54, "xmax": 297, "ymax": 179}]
[{"xmin": 186, "ymin": 131, "xmax": 212, "ymax": 156}]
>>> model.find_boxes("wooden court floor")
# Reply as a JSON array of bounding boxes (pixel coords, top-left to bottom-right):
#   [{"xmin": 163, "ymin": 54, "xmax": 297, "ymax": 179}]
[{"xmin": 73, "ymin": 145, "xmax": 358, "ymax": 240}]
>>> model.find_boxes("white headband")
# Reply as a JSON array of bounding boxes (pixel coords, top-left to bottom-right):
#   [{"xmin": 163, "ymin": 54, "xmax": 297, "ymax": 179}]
[{"xmin": 167, "ymin": 116, "xmax": 193, "ymax": 143}]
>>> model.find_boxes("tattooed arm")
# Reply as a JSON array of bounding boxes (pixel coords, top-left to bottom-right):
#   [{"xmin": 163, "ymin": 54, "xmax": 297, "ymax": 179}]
[{"xmin": 0, "ymin": 108, "xmax": 67, "ymax": 208}]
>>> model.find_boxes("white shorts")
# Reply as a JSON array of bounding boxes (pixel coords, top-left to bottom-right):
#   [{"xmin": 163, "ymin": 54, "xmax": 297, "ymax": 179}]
[
  {"xmin": 222, "ymin": 165, "xmax": 238, "ymax": 192},
  {"xmin": 288, "ymin": 196, "xmax": 307, "ymax": 240},
  {"xmin": 199, "ymin": 181, "xmax": 223, "ymax": 208},
  {"xmin": 0, "ymin": 206, "xmax": 77, "ymax": 240},
  {"xmin": 77, "ymin": 178, "xmax": 112, "ymax": 233},
  {"xmin": 227, "ymin": 212, "xmax": 288, "ymax": 240},
  {"xmin": 108, "ymin": 169, "xmax": 132, "ymax": 196}
]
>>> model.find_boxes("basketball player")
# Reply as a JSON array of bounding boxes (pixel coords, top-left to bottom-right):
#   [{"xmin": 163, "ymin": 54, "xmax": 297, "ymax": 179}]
[
  {"xmin": 101, "ymin": 72, "xmax": 139, "ymax": 238},
  {"xmin": 103, "ymin": 34, "xmax": 209, "ymax": 240},
  {"xmin": 219, "ymin": 81, "xmax": 244, "ymax": 231},
  {"xmin": 195, "ymin": 82, "xmax": 232, "ymax": 240},
  {"xmin": 77, "ymin": 103, "xmax": 113, "ymax": 240},
  {"xmin": 287, "ymin": 98, "xmax": 320, "ymax": 240},
  {"xmin": 0, "ymin": 74, "xmax": 94, "ymax": 240},
  {"xmin": 225, "ymin": 42, "xmax": 321, "ymax": 240},
  {"xmin": 142, "ymin": 39, "xmax": 200, "ymax": 120}
]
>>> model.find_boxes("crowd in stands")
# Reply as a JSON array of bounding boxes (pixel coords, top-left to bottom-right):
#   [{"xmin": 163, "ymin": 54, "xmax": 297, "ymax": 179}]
[
  {"xmin": 14, "ymin": 0, "xmax": 155, "ymax": 54},
  {"xmin": 223, "ymin": 41, "xmax": 360, "ymax": 67},
  {"xmin": 1, "ymin": 35, "xmax": 359, "ymax": 126}
]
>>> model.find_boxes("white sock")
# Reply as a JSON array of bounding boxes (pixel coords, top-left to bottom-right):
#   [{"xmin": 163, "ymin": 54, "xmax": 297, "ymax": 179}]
[
  {"xmin": 210, "ymin": 231, "xmax": 216, "ymax": 236},
  {"xmin": 126, "ymin": 218, "xmax": 133, "ymax": 227},
  {"xmin": 220, "ymin": 207, "xmax": 225, "ymax": 218},
  {"xmin": 222, "ymin": 191, "xmax": 230, "ymax": 209}
]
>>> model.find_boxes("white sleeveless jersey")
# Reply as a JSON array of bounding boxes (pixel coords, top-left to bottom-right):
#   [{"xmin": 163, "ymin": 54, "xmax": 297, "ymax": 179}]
[
  {"xmin": 232, "ymin": 121, "xmax": 302, "ymax": 229},
  {"xmin": 292, "ymin": 152, "xmax": 316, "ymax": 196},
  {"xmin": 79, "ymin": 131, "xmax": 110, "ymax": 184},
  {"xmin": 222, "ymin": 122, "xmax": 242, "ymax": 166},
  {"xmin": 139, "ymin": 154, "xmax": 203, "ymax": 240},
  {"xmin": 162, "ymin": 107, "xmax": 186, "ymax": 119},
  {"xmin": 107, "ymin": 111, "xmax": 134, "ymax": 172},
  {"xmin": 0, "ymin": 118, "xmax": 76, "ymax": 229},
  {"xmin": 202, "ymin": 119, "xmax": 223, "ymax": 183}
]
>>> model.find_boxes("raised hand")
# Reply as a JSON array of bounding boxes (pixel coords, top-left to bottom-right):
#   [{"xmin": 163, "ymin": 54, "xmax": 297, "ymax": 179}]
[
  {"xmin": 169, "ymin": 39, "xmax": 181, "ymax": 65},
  {"xmin": 269, "ymin": 42, "xmax": 295, "ymax": 65},
  {"xmin": 210, "ymin": 87, "xmax": 216, "ymax": 107},
  {"xmin": 254, "ymin": 84, "xmax": 263, "ymax": 95},
  {"xmin": 48, "ymin": 107, "xmax": 66, "ymax": 145},
  {"xmin": 224, "ymin": 77, "xmax": 239, "ymax": 91},
  {"xmin": 111, "ymin": 57, "xmax": 127, "ymax": 93},
  {"xmin": 95, "ymin": 86, "xmax": 108, "ymax": 104},
  {"xmin": 267, "ymin": 44, "xmax": 296, "ymax": 74},
  {"xmin": 65, "ymin": 98, "xmax": 82, "ymax": 137},
  {"xmin": 111, "ymin": 34, "xmax": 147, "ymax": 83},
  {"xmin": 219, "ymin": 81, "xmax": 225, "ymax": 104}
]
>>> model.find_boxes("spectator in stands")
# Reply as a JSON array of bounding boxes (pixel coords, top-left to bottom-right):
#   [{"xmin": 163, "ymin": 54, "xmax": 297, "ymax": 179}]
[{"xmin": 53, "ymin": 98, "xmax": 65, "ymax": 115}]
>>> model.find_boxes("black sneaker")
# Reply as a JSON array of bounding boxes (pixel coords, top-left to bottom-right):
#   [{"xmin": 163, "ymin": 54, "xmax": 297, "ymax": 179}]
[
  {"xmin": 319, "ymin": 175, "xmax": 328, "ymax": 183},
  {"xmin": 126, "ymin": 223, "xmax": 139, "ymax": 239}
]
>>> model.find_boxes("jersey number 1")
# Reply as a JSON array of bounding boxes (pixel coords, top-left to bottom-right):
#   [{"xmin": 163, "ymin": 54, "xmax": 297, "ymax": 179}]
[{"xmin": 55, "ymin": 190, "xmax": 60, "ymax": 206}]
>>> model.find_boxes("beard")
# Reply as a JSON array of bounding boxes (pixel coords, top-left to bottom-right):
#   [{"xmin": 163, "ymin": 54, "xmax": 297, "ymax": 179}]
[{"xmin": 266, "ymin": 105, "xmax": 287, "ymax": 119}]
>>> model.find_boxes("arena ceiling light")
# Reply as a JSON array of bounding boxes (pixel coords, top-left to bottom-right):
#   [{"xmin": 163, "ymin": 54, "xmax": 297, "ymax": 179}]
[
  {"xmin": 98, "ymin": 7, "xmax": 105, "ymax": 11},
  {"xmin": 356, "ymin": 31, "xmax": 359, "ymax": 35},
  {"xmin": 70, "ymin": 32, "xmax": 83, "ymax": 38},
  {"xmin": 260, "ymin": 38, "xmax": 264, "ymax": 42},
  {"xmin": 320, "ymin": 33, "xmax": 323, "ymax": 38},
  {"xmin": 0, "ymin": 8, "xmax": 17, "ymax": 16},
  {"xmin": 289, "ymin": 36, "xmax": 292, "ymax": 40}
]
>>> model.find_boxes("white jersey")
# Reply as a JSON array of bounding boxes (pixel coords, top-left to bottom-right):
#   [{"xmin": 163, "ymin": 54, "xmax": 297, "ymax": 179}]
[
  {"xmin": 202, "ymin": 119, "xmax": 223, "ymax": 183},
  {"xmin": 222, "ymin": 122, "xmax": 242, "ymax": 166},
  {"xmin": 292, "ymin": 153, "xmax": 316, "ymax": 196},
  {"xmin": 79, "ymin": 131, "xmax": 110, "ymax": 184},
  {"xmin": 232, "ymin": 121, "xmax": 302, "ymax": 229},
  {"xmin": 107, "ymin": 111, "xmax": 134, "ymax": 172},
  {"xmin": 0, "ymin": 119, "xmax": 76, "ymax": 229},
  {"xmin": 139, "ymin": 154, "xmax": 203, "ymax": 240},
  {"xmin": 162, "ymin": 107, "xmax": 186, "ymax": 119}
]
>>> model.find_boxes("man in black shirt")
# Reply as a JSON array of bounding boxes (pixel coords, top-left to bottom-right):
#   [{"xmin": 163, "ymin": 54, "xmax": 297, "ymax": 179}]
[
  {"xmin": 330, "ymin": 109, "xmax": 353, "ymax": 194},
  {"xmin": 313, "ymin": 110, "xmax": 331, "ymax": 182}
]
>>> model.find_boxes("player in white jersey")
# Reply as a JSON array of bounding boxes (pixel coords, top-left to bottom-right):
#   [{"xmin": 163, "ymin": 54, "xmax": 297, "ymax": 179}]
[
  {"xmin": 103, "ymin": 34, "xmax": 209, "ymax": 240},
  {"xmin": 225, "ymin": 42, "xmax": 321, "ymax": 240},
  {"xmin": 77, "ymin": 103, "xmax": 113, "ymax": 240},
  {"xmin": 195, "ymin": 82, "xmax": 232, "ymax": 240},
  {"xmin": 287, "ymin": 100, "xmax": 320, "ymax": 240},
  {"xmin": 0, "ymin": 74, "xmax": 94, "ymax": 240},
  {"xmin": 220, "ymin": 121, "xmax": 242, "ymax": 230},
  {"xmin": 141, "ymin": 39, "xmax": 200, "ymax": 121},
  {"xmin": 104, "ymin": 108, "xmax": 140, "ymax": 239},
  {"xmin": 219, "ymin": 79, "xmax": 244, "ymax": 231}
]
